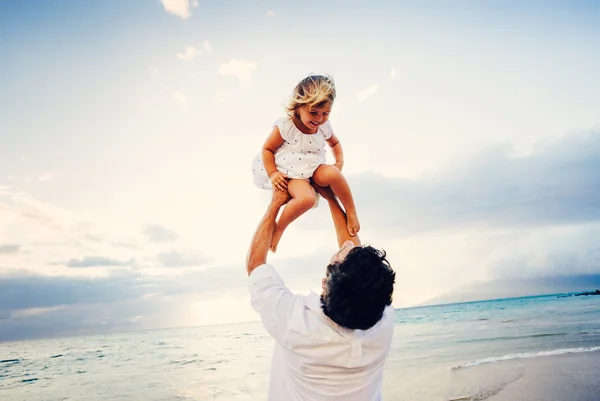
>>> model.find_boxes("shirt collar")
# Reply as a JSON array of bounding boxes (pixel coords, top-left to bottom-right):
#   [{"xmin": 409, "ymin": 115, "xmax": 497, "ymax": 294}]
[
  {"xmin": 306, "ymin": 291, "xmax": 393, "ymax": 340},
  {"xmin": 307, "ymin": 291, "xmax": 358, "ymax": 337}
]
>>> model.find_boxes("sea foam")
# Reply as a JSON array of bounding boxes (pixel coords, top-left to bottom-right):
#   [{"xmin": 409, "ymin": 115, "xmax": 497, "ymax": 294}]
[{"xmin": 452, "ymin": 346, "xmax": 600, "ymax": 369}]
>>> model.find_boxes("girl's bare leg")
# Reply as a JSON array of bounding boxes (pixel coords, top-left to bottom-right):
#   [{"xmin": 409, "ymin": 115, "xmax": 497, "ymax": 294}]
[
  {"xmin": 270, "ymin": 179, "xmax": 316, "ymax": 252},
  {"xmin": 312, "ymin": 165, "xmax": 360, "ymax": 236}
]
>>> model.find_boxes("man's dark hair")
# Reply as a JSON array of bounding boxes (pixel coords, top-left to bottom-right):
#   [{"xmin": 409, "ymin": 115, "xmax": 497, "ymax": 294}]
[{"xmin": 320, "ymin": 246, "xmax": 395, "ymax": 330}]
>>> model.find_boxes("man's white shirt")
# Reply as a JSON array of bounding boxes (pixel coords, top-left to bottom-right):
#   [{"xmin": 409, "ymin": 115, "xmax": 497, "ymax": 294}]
[{"xmin": 248, "ymin": 264, "xmax": 395, "ymax": 401}]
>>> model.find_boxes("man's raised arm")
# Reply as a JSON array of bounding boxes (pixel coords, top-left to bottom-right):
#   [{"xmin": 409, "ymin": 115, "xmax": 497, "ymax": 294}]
[{"xmin": 246, "ymin": 190, "xmax": 291, "ymax": 276}]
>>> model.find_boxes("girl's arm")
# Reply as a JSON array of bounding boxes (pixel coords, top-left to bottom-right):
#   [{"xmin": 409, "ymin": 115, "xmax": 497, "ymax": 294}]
[
  {"xmin": 326, "ymin": 133, "xmax": 344, "ymax": 171},
  {"xmin": 262, "ymin": 126, "xmax": 287, "ymax": 190}
]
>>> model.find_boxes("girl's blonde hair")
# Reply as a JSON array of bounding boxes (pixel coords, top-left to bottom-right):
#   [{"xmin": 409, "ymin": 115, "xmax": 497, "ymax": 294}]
[{"xmin": 286, "ymin": 75, "xmax": 336, "ymax": 118}]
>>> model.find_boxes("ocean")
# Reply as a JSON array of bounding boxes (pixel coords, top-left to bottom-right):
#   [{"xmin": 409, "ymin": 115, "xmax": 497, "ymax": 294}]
[{"xmin": 1, "ymin": 293, "xmax": 599, "ymax": 401}]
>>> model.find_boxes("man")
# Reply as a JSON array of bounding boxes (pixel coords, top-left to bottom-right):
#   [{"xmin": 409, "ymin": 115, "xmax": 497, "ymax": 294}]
[{"xmin": 246, "ymin": 184, "xmax": 396, "ymax": 400}]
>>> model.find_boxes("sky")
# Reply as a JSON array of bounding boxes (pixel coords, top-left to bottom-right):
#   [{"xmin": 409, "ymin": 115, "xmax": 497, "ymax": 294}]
[{"xmin": 1, "ymin": 0, "xmax": 599, "ymax": 341}]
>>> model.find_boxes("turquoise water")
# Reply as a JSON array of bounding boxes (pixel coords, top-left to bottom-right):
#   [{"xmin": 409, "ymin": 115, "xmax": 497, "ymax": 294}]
[
  {"xmin": 1, "ymin": 293, "xmax": 599, "ymax": 400},
  {"xmin": 392, "ymin": 293, "xmax": 600, "ymax": 370}
]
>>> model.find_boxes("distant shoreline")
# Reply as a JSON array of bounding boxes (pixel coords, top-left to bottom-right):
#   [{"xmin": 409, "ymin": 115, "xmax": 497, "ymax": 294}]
[{"xmin": 411, "ymin": 290, "xmax": 600, "ymax": 309}]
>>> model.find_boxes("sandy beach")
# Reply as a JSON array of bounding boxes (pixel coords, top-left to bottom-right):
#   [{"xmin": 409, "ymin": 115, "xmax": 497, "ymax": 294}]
[
  {"xmin": 485, "ymin": 352, "xmax": 600, "ymax": 401},
  {"xmin": 383, "ymin": 351, "xmax": 600, "ymax": 401}
]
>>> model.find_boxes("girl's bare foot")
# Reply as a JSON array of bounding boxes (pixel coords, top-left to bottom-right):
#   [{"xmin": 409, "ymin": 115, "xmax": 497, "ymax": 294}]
[
  {"xmin": 346, "ymin": 210, "xmax": 360, "ymax": 236},
  {"xmin": 270, "ymin": 224, "xmax": 284, "ymax": 253}
]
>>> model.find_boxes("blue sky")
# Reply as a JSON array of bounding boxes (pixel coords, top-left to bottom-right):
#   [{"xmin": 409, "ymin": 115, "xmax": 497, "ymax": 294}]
[{"xmin": 1, "ymin": 0, "xmax": 599, "ymax": 341}]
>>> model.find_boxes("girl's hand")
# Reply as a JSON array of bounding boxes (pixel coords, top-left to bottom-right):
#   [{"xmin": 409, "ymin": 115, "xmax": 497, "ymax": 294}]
[
  {"xmin": 334, "ymin": 162, "xmax": 344, "ymax": 171},
  {"xmin": 271, "ymin": 187, "xmax": 291, "ymax": 207},
  {"xmin": 269, "ymin": 171, "xmax": 288, "ymax": 191}
]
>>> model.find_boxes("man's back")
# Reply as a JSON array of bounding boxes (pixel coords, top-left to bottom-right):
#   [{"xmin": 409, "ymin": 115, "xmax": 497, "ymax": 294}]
[{"xmin": 249, "ymin": 264, "xmax": 395, "ymax": 401}]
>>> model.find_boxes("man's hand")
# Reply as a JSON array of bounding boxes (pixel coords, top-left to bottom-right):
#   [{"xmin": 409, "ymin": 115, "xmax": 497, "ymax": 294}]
[
  {"xmin": 270, "ymin": 171, "xmax": 288, "ymax": 191},
  {"xmin": 333, "ymin": 161, "xmax": 344, "ymax": 171},
  {"xmin": 271, "ymin": 187, "xmax": 291, "ymax": 207}
]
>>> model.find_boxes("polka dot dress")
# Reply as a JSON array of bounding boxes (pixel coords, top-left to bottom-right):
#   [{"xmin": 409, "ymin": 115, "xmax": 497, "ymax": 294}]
[{"xmin": 252, "ymin": 117, "xmax": 333, "ymax": 190}]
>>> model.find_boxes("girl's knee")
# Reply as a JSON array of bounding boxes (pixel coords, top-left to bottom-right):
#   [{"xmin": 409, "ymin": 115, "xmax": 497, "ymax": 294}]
[
  {"xmin": 289, "ymin": 179, "xmax": 317, "ymax": 208},
  {"xmin": 291, "ymin": 186, "xmax": 316, "ymax": 209},
  {"xmin": 314, "ymin": 164, "xmax": 342, "ymax": 185},
  {"xmin": 298, "ymin": 191, "xmax": 317, "ymax": 209}
]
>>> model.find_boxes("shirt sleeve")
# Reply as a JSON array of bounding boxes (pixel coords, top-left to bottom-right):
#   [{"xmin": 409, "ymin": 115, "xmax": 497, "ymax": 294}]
[
  {"xmin": 248, "ymin": 264, "xmax": 298, "ymax": 344},
  {"xmin": 274, "ymin": 118, "xmax": 295, "ymax": 143},
  {"xmin": 319, "ymin": 120, "xmax": 333, "ymax": 140}
]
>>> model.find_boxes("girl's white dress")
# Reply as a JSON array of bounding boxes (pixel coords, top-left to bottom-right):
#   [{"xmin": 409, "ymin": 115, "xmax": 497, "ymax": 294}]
[{"xmin": 252, "ymin": 117, "xmax": 333, "ymax": 189}]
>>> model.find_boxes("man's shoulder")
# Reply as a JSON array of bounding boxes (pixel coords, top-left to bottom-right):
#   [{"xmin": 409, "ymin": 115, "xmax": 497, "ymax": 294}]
[
  {"xmin": 376, "ymin": 305, "xmax": 396, "ymax": 342},
  {"xmin": 248, "ymin": 263, "xmax": 279, "ymax": 284},
  {"xmin": 379, "ymin": 305, "xmax": 396, "ymax": 331},
  {"xmin": 384, "ymin": 304, "xmax": 396, "ymax": 318},
  {"xmin": 248, "ymin": 265, "xmax": 316, "ymax": 315},
  {"xmin": 248, "ymin": 264, "xmax": 290, "ymax": 303}
]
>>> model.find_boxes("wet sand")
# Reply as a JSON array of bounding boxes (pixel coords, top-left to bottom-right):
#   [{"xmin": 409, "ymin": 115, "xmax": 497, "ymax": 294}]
[
  {"xmin": 486, "ymin": 352, "xmax": 600, "ymax": 401},
  {"xmin": 383, "ymin": 351, "xmax": 600, "ymax": 401}
]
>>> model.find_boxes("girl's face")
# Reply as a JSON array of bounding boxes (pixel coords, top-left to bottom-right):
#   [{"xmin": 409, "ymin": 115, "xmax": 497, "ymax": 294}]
[{"xmin": 295, "ymin": 104, "xmax": 332, "ymax": 134}]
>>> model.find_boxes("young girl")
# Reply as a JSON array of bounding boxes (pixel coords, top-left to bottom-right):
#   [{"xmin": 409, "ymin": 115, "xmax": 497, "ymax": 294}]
[{"xmin": 252, "ymin": 74, "xmax": 360, "ymax": 252}]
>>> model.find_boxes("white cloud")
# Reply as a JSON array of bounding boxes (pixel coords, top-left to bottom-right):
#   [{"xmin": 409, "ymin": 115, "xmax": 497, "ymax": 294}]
[
  {"xmin": 356, "ymin": 84, "xmax": 379, "ymax": 102},
  {"xmin": 143, "ymin": 224, "xmax": 179, "ymax": 243},
  {"xmin": 65, "ymin": 256, "xmax": 134, "ymax": 268},
  {"xmin": 148, "ymin": 67, "xmax": 160, "ymax": 74},
  {"xmin": 0, "ymin": 185, "xmax": 218, "ymax": 279},
  {"xmin": 177, "ymin": 46, "xmax": 201, "ymax": 60},
  {"xmin": 38, "ymin": 173, "xmax": 53, "ymax": 182},
  {"xmin": 486, "ymin": 225, "xmax": 600, "ymax": 279},
  {"xmin": 266, "ymin": 10, "xmax": 275, "ymax": 17},
  {"xmin": 172, "ymin": 91, "xmax": 188, "ymax": 108},
  {"xmin": 218, "ymin": 59, "xmax": 257, "ymax": 88},
  {"xmin": 160, "ymin": 0, "xmax": 195, "ymax": 19},
  {"xmin": 215, "ymin": 92, "xmax": 232, "ymax": 105},
  {"xmin": 203, "ymin": 40, "xmax": 211, "ymax": 53},
  {"xmin": 11, "ymin": 306, "xmax": 66, "ymax": 319},
  {"xmin": 0, "ymin": 244, "xmax": 20, "ymax": 254},
  {"xmin": 389, "ymin": 68, "xmax": 397, "ymax": 80},
  {"xmin": 157, "ymin": 250, "xmax": 214, "ymax": 268}
]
